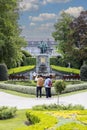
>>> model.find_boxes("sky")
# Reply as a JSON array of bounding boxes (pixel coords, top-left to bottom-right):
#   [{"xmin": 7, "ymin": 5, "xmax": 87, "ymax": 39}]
[{"xmin": 18, "ymin": 0, "xmax": 87, "ymax": 41}]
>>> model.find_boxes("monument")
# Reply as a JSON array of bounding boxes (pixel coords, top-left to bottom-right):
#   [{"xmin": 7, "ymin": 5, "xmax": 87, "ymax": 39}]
[
  {"xmin": 38, "ymin": 40, "xmax": 48, "ymax": 54},
  {"xmin": 36, "ymin": 41, "xmax": 50, "ymax": 75}
]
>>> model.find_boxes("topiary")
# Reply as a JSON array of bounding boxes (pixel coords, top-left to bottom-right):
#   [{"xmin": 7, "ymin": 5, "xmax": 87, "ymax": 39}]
[
  {"xmin": 54, "ymin": 80, "xmax": 66, "ymax": 104},
  {"xmin": 80, "ymin": 64, "xmax": 87, "ymax": 81},
  {"xmin": 0, "ymin": 64, "xmax": 8, "ymax": 81}
]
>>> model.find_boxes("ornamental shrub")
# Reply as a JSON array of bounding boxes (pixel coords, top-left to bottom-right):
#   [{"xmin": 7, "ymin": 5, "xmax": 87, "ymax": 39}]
[
  {"xmin": 26, "ymin": 111, "xmax": 40, "ymax": 124},
  {"xmin": 80, "ymin": 64, "xmax": 87, "ymax": 81},
  {"xmin": 54, "ymin": 80, "xmax": 66, "ymax": 104},
  {"xmin": 0, "ymin": 106, "xmax": 17, "ymax": 120},
  {"xmin": 54, "ymin": 80, "xmax": 66, "ymax": 94},
  {"xmin": 0, "ymin": 64, "xmax": 8, "ymax": 81}
]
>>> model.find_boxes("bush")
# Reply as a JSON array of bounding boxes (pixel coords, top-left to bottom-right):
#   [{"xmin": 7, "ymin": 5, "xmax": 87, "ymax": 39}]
[
  {"xmin": 0, "ymin": 83, "xmax": 36, "ymax": 95},
  {"xmin": 80, "ymin": 64, "xmax": 87, "ymax": 81},
  {"xmin": 54, "ymin": 80, "xmax": 66, "ymax": 94},
  {"xmin": 0, "ymin": 106, "xmax": 17, "ymax": 120},
  {"xmin": 26, "ymin": 111, "xmax": 40, "ymax": 124},
  {"xmin": 54, "ymin": 80, "xmax": 66, "ymax": 104},
  {"xmin": 0, "ymin": 82, "xmax": 87, "ymax": 95},
  {"xmin": 0, "ymin": 64, "xmax": 8, "ymax": 81},
  {"xmin": 32, "ymin": 104, "xmax": 84, "ymax": 110}
]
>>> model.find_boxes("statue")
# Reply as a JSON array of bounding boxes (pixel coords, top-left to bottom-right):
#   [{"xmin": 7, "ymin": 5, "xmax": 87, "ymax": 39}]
[{"xmin": 38, "ymin": 41, "xmax": 48, "ymax": 53}]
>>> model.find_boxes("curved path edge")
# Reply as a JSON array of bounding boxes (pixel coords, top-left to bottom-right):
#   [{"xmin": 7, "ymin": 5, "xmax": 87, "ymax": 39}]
[{"xmin": 0, "ymin": 91, "xmax": 87, "ymax": 109}]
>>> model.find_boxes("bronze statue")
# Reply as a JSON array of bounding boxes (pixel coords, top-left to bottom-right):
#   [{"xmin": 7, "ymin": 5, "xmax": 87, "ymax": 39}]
[{"xmin": 38, "ymin": 41, "xmax": 48, "ymax": 53}]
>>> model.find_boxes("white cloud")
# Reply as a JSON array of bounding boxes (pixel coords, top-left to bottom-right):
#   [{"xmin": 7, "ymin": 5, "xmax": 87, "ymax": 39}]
[
  {"xmin": 19, "ymin": 0, "xmax": 71, "ymax": 11},
  {"xmin": 42, "ymin": 0, "xmax": 71, "ymax": 4},
  {"xmin": 64, "ymin": 6, "xmax": 84, "ymax": 17},
  {"xmin": 39, "ymin": 23, "xmax": 54, "ymax": 30},
  {"xmin": 29, "ymin": 13, "xmax": 57, "ymax": 22},
  {"xmin": 19, "ymin": 0, "xmax": 39, "ymax": 11},
  {"xmin": 20, "ymin": 22, "xmax": 54, "ymax": 41},
  {"xmin": 30, "ymin": 22, "xmax": 36, "ymax": 26}
]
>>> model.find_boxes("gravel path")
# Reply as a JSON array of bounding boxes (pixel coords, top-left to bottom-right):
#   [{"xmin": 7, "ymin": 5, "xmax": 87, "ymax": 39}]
[{"xmin": 0, "ymin": 91, "xmax": 87, "ymax": 109}]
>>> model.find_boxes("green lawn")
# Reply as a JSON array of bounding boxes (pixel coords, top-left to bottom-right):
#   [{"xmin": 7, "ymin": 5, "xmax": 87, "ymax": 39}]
[
  {"xmin": 0, "ymin": 109, "xmax": 87, "ymax": 130},
  {"xmin": 0, "ymin": 109, "xmax": 27, "ymax": 130},
  {"xmin": 0, "ymin": 89, "xmax": 35, "ymax": 98}
]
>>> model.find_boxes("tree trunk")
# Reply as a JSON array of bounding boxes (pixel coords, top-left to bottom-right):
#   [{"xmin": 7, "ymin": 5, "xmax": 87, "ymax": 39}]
[{"xmin": 57, "ymin": 92, "xmax": 59, "ymax": 105}]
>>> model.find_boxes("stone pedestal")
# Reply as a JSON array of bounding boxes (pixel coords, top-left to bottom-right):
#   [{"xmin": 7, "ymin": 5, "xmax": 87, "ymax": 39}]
[{"xmin": 36, "ymin": 54, "xmax": 50, "ymax": 75}]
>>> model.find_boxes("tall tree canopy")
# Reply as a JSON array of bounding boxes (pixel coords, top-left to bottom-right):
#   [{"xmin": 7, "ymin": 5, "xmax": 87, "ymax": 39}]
[
  {"xmin": 70, "ymin": 11, "xmax": 87, "ymax": 64},
  {"xmin": 0, "ymin": 0, "xmax": 27, "ymax": 68},
  {"xmin": 52, "ymin": 11, "xmax": 87, "ymax": 68},
  {"xmin": 52, "ymin": 12, "xmax": 74, "ymax": 55}
]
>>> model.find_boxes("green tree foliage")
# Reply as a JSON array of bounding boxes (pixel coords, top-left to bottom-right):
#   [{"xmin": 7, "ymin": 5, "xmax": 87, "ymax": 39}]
[
  {"xmin": 0, "ymin": 0, "xmax": 27, "ymax": 68},
  {"xmin": 80, "ymin": 64, "xmax": 87, "ymax": 81},
  {"xmin": 52, "ymin": 12, "xmax": 79, "ymax": 68},
  {"xmin": 0, "ymin": 63, "xmax": 8, "ymax": 81},
  {"xmin": 54, "ymin": 80, "xmax": 66, "ymax": 104},
  {"xmin": 20, "ymin": 50, "xmax": 36, "ymax": 66},
  {"xmin": 70, "ymin": 11, "xmax": 87, "ymax": 66},
  {"xmin": 52, "ymin": 11, "xmax": 87, "ymax": 69},
  {"xmin": 52, "ymin": 12, "xmax": 74, "ymax": 55}
]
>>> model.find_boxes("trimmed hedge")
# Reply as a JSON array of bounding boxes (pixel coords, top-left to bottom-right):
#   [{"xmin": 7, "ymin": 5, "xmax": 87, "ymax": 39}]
[
  {"xmin": 51, "ymin": 65, "xmax": 80, "ymax": 74},
  {"xmin": 26, "ymin": 57, "xmax": 36, "ymax": 65},
  {"xmin": 0, "ymin": 82, "xmax": 87, "ymax": 95},
  {"xmin": 0, "ymin": 83, "xmax": 36, "ymax": 95},
  {"xmin": 8, "ymin": 65, "xmax": 35, "ymax": 75}
]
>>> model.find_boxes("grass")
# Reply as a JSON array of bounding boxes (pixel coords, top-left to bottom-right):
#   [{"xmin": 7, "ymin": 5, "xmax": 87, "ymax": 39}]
[
  {"xmin": 51, "ymin": 65, "xmax": 80, "ymax": 74},
  {"xmin": 0, "ymin": 89, "xmax": 35, "ymax": 98},
  {"xmin": 8, "ymin": 65, "xmax": 35, "ymax": 75},
  {"xmin": 4, "ymin": 80, "xmax": 36, "ymax": 87},
  {"xmin": 0, "ymin": 109, "xmax": 27, "ymax": 130},
  {"xmin": 1, "ymin": 109, "xmax": 86, "ymax": 130}
]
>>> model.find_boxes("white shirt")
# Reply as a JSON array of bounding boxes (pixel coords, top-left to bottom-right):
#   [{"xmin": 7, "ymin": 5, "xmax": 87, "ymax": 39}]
[{"xmin": 44, "ymin": 78, "xmax": 52, "ymax": 88}]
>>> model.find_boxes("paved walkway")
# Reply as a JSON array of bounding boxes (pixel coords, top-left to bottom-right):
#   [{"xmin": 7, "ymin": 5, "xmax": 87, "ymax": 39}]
[{"xmin": 0, "ymin": 92, "xmax": 87, "ymax": 109}]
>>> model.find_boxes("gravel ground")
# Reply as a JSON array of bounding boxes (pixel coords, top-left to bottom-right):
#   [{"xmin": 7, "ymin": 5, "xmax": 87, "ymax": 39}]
[{"xmin": 0, "ymin": 91, "xmax": 87, "ymax": 109}]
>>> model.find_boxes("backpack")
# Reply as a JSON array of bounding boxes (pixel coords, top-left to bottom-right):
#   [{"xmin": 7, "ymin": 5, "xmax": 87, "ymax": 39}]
[{"xmin": 48, "ymin": 80, "xmax": 52, "ymax": 87}]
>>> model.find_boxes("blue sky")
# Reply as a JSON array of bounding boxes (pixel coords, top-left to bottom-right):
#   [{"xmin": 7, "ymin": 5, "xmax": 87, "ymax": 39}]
[{"xmin": 18, "ymin": 0, "xmax": 87, "ymax": 41}]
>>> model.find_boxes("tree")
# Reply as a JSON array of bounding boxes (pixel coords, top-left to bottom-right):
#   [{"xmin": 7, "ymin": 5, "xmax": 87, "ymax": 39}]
[
  {"xmin": 54, "ymin": 80, "xmax": 66, "ymax": 104},
  {"xmin": 52, "ymin": 12, "xmax": 74, "ymax": 55},
  {"xmin": 70, "ymin": 11, "xmax": 87, "ymax": 65},
  {"xmin": 0, "ymin": 64, "xmax": 8, "ymax": 81},
  {"xmin": 52, "ymin": 12, "xmax": 76, "ymax": 67},
  {"xmin": 52, "ymin": 11, "xmax": 87, "ymax": 68},
  {"xmin": 80, "ymin": 64, "xmax": 87, "ymax": 81},
  {"xmin": 0, "ymin": 0, "xmax": 27, "ymax": 68}
]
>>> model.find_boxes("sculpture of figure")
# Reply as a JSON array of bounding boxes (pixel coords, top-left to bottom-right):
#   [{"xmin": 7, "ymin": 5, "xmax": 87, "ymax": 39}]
[{"xmin": 38, "ymin": 41, "xmax": 48, "ymax": 53}]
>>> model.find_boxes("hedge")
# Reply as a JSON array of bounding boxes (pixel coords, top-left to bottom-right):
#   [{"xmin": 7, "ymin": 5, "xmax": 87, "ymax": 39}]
[
  {"xmin": 0, "ymin": 82, "xmax": 87, "ymax": 95},
  {"xmin": 51, "ymin": 65, "xmax": 80, "ymax": 74},
  {"xmin": 8, "ymin": 65, "xmax": 35, "ymax": 75},
  {"xmin": 16, "ymin": 110, "xmax": 57, "ymax": 130}
]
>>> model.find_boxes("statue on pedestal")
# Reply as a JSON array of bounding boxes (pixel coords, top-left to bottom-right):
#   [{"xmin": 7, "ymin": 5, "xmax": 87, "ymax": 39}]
[{"xmin": 38, "ymin": 41, "xmax": 48, "ymax": 53}]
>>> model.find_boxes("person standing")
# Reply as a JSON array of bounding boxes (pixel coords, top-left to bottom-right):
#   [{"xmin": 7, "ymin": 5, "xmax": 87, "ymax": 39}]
[
  {"xmin": 36, "ymin": 75, "xmax": 44, "ymax": 98},
  {"xmin": 44, "ymin": 76, "xmax": 52, "ymax": 98}
]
